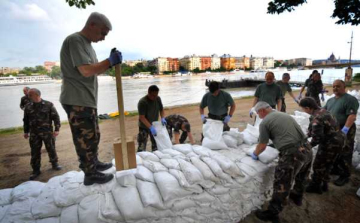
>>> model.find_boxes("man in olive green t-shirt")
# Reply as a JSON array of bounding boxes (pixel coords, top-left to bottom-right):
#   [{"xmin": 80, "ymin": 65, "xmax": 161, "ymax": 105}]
[
  {"xmin": 200, "ymin": 81, "xmax": 236, "ymax": 131},
  {"xmin": 137, "ymin": 85, "xmax": 166, "ymax": 152},
  {"xmin": 252, "ymin": 101, "xmax": 312, "ymax": 222},
  {"xmin": 324, "ymin": 79, "xmax": 359, "ymax": 186},
  {"xmin": 60, "ymin": 12, "xmax": 122, "ymax": 186},
  {"xmin": 276, "ymin": 73, "xmax": 299, "ymax": 113}
]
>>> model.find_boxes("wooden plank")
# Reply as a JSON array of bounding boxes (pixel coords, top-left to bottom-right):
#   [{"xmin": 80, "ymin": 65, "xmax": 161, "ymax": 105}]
[{"xmin": 113, "ymin": 137, "xmax": 137, "ymax": 171}]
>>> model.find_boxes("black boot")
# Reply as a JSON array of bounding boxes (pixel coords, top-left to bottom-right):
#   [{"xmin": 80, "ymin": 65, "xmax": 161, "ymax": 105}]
[
  {"xmin": 334, "ymin": 176, "xmax": 349, "ymax": 186},
  {"xmin": 52, "ymin": 163, "xmax": 62, "ymax": 171},
  {"xmin": 306, "ymin": 183, "xmax": 323, "ymax": 194},
  {"xmin": 29, "ymin": 170, "xmax": 41, "ymax": 180},
  {"xmin": 255, "ymin": 210, "xmax": 280, "ymax": 223},
  {"xmin": 322, "ymin": 181, "xmax": 328, "ymax": 192},
  {"xmin": 289, "ymin": 192, "xmax": 303, "ymax": 206},
  {"xmin": 83, "ymin": 171, "xmax": 114, "ymax": 186},
  {"xmin": 96, "ymin": 161, "xmax": 113, "ymax": 171}
]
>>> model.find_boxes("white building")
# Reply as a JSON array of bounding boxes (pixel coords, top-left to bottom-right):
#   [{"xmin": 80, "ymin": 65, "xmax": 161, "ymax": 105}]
[{"xmin": 211, "ymin": 54, "xmax": 221, "ymax": 70}]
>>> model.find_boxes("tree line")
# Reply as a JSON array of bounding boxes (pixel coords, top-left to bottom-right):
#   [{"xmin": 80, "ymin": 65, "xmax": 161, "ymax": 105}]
[{"xmin": 0, "ymin": 66, "xmax": 62, "ymax": 79}]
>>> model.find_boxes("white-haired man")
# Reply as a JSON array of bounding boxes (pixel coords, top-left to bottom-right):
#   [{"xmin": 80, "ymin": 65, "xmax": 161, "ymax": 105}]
[
  {"xmin": 60, "ymin": 12, "xmax": 122, "ymax": 186},
  {"xmin": 252, "ymin": 101, "xmax": 313, "ymax": 222}
]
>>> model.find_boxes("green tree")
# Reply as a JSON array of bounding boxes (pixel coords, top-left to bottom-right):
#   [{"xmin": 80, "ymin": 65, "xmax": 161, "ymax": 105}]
[
  {"xmin": 274, "ymin": 60, "xmax": 282, "ymax": 67},
  {"xmin": 20, "ymin": 67, "xmax": 36, "ymax": 76},
  {"xmin": 65, "ymin": 0, "xmax": 95, "ymax": 8},
  {"xmin": 50, "ymin": 66, "xmax": 62, "ymax": 79},
  {"xmin": 147, "ymin": 66, "xmax": 157, "ymax": 75},
  {"xmin": 35, "ymin": 66, "xmax": 48, "ymax": 75}
]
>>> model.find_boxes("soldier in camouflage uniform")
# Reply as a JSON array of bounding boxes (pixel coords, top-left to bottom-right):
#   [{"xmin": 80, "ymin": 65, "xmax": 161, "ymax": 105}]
[
  {"xmin": 298, "ymin": 70, "xmax": 324, "ymax": 106},
  {"xmin": 23, "ymin": 88, "xmax": 62, "ymax": 180},
  {"xmin": 276, "ymin": 73, "xmax": 299, "ymax": 113},
  {"xmin": 252, "ymin": 102, "xmax": 313, "ymax": 223},
  {"xmin": 20, "ymin": 86, "xmax": 31, "ymax": 110},
  {"xmin": 299, "ymin": 97, "xmax": 345, "ymax": 193},
  {"xmin": 165, "ymin": 114, "xmax": 195, "ymax": 144}
]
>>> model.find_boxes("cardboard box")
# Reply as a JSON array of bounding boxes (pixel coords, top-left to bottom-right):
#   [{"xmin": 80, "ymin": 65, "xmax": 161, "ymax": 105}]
[{"xmin": 113, "ymin": 137, "xmax": 137, "ymax": 171}]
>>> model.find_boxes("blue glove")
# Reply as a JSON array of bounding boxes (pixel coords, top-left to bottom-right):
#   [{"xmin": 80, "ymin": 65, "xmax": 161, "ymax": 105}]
[
  {"xmin": 108, "ymin": 48, "xmax": 122, "ymax": 67},
  {"xmin": 341, "ymin": 126, "xmax": 349, "ymax": 135},
  {"xmin": 320, "ymin": 89, "xmax": 328, "ymax": 94},
  {"xmin": 251, "ymin": 152, "xmax": 259, "ymax": 160},
  {"xmin": 321, "ymin": 94, "xmax": 325, "ymax": 102},
  {"xmin": 201, "ymin": 114, "xmax": 206, "ymax": 124},
  {"xmin": 224, "ymin": 115, "xmax": 231, "ymax": 124},
  {"xmin": 149, "ymin": 126, "xmax": 157, "ymax": 136},
  {"xmin": 161, "ymin": 118, "xmax": 167, "ymax": 126}
]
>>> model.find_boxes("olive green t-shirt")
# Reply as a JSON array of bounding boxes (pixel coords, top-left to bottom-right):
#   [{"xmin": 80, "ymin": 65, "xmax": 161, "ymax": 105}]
[
  {"xmin": 259, "ymin": 111, "xmax": 305, "ymax": 152},
  {"xmin": 254, "ymin": 83, "xmax": 282, "ymax": 108},
  {"xmin": 200, "ymin": 90, "xmax": 234, "ymax": 116},
  {"xmin": 276, "ymin": 81, "xmax": 292, "ymax": 98},
  {"xmin": 324, "ymin": 93, "xmax": 359, "ymax": 127},
  {"xmin": 60, "ymin": 32, "xmax": 99, "ymax": 108},
  {"xmin": 138, "ymin": 95, "xmax": 164, "ymax": 129}
]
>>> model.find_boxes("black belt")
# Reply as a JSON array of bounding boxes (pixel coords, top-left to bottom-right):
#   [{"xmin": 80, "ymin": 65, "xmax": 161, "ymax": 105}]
[{"xmin": 208, "ymin": 113, "xmax": 227, "ymax": 121}]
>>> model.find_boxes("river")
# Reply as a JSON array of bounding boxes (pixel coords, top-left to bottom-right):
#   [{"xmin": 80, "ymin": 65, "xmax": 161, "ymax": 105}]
[{"xmin": 0, "ymin": 67, "xmax": 358, "ymax": 129}]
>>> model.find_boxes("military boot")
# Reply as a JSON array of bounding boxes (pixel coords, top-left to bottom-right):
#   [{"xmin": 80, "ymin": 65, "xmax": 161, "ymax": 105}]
[
  {"xmin": 83, "ymin": 171, "xmax": 114, "ymax": 186},
  {"xmin": 306, "ymin": 182, "xmax": 323, "ymax": 194},
  {"xmin": 289, "ymin": 192, "xmax": 303, "ymax": 206},
  {"xmin": 322, "ymin": 181, "xmax": 328, "ymax": 192},
  {"xmin": 96, "ymin": 161, "xmax": 113, "ymax": 171},
  {"xmin": 255, "ymin": 210, "xmax": 280, "ymax": 223},
  {"xmin": 52, "ymin": 163, "xmax": 62, "ymax": 171},
  {"xmin": 334, "ymin": 176, "xmax": 349, "ymax": 187},
  {"xmin": 29, "ymin": 170, "xmax": 41, "ymax": 180}
]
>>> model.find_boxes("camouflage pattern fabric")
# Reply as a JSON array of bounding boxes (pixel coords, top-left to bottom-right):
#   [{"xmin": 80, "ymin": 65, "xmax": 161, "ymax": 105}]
[
  {"xmin": 305, "ymin": 80, "xmax": 323, "ymax": 106},
  {"xmin": 268, "ymin": 143, "xmax": 313, "ymax": 214},
  {"xmin": 20, "ymin": 95, "xmax": 31, "ymax": 110},
  {"xmin": 166, "ymin": 125, "xmax": 188, "ymax": 144},
  {"xmin": 165, "ymin": 114, "xmax": 190, "ymax": 143},
  {"xmin": 137, "ymin": 127, "xmax": 157, "ymax": 152},
  {"xmin": 280, "ymin": 98, "xmax": 286, "ymax": 113},
  {"xmin": 30, "ymin": 132, "xmax": 58, "ymax": 171},
  {"xmin": 208, "ymin": 113, "xmax": 230, "ymax": 132},
  {"xmin": 62, "ymin": 105, "xmax": 100, "ymax": 174}
]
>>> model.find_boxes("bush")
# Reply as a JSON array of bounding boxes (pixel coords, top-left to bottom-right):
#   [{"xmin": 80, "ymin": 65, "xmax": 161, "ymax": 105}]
[{"xmin": 353, "ymin": 73, "xmax": 360, "ymax": 81}]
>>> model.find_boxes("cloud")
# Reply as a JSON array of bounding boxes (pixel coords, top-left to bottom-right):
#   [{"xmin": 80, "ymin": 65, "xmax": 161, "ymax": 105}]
[{"xmin": 6, "ymin": 2, "xmax": 50, "ymax": 22}]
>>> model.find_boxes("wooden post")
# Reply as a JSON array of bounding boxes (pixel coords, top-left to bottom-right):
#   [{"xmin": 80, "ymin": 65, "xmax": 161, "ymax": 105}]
[{"xmin": 113, "ymin": 63, "xmax": 136, "ymax": 170}]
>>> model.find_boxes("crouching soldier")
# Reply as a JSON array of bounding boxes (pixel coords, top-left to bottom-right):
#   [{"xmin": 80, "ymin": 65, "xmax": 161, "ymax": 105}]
[
  {"xmin": 165, "ymin": 114, "xmax": 195, "ymax": 144},
  {"xmin": 23, "ymin": 88, "xmax": 62, "ymax": 180}
]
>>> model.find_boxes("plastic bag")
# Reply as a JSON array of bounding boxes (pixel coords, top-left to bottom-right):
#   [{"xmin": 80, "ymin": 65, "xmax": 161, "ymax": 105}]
[
  {"xmin": 137, "ymin": 179, "xmax": 165, "ymax": 209},
  {"xmin": 246, "ymin": 146, "xmax": 279, "ymax": 164},
  {"xmin": 153, "ymin": 121, "xmax": 173, "ymax": 151},
  {"xmin": 135, "ymin": 166, "xmax": 155, "ymax": 182}
]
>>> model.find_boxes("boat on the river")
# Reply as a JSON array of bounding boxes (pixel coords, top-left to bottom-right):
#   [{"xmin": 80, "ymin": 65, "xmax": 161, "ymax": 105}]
[
  {"xmin": 0, "ymin": 75, "xmax": 54, "ymax": 86},
  {"xmin": 132, "ymin": 73, "xmax": 154, "ymax": 79}
]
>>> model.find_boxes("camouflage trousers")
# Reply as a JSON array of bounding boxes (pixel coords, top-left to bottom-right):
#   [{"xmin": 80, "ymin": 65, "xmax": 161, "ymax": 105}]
[
  {"xmin": 333, "ymin": 124, "xmax": 356, "ymax": 178},
  {"xmin": 269, "ymin": 143, "xmax": 313, "ymax": 214},
  {"xmin": 280, "ymin": 98, "xmax": 286, "ymax": 113},
  {"xmin": 62, "ymin": 105, "xmax": 100, "ymax": 174},
  {"xmin": 166, "ymin": 125, "xmax": 188, "ymax": 144},
  {"xmin": 137, "ymin": 127, "xmax": 157, "ymax": 152},
  {"xmin": 29, "ymin": 132, "xmax": 58, "ymax": 171}
]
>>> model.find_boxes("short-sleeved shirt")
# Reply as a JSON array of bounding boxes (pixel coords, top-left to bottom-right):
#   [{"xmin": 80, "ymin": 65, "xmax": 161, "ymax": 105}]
[
  {"xmin": 324, "ymin": 93, "xmax": 359, "ymax": 127},
  {"xmin": 60, "ymin": 32, "xmax": 99, "ymax": 108},
  {"xmin": 259, "ymin": 111, "xmax": 305, "ymax": 153},
  {"xmin": 276, "ymin": 81, "xmax": 292, "ymax": 98},
  {"xmin": 200, "ymin": 90, "xmax": 234, "ymax": 116},
  {"xmin": 254, "ymin": 83, "xmax": 282, "ymax": 108},
  {"xmin": 138, "ymin": 95, "xmax": 164, "ymax": 129},
  {"xmin": 165, "ymin": 114, "xmax": 190, "ymax": 133}
]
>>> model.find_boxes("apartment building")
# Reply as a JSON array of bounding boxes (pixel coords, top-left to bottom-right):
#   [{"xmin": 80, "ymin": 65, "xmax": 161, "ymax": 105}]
[
  {"xmin": 44, "ymin": 61, "xmax": 60, "ymax": 72},
  {"xmin": 211, "ymin": 54, "xmax": 221, "ymax": 70},
  {"xmin": 180, "ymin": 55, "xmax": 201, "ymax": 71},
  {"xmin": 284, "ymin": 58, "xmax": 312, "ymax": 66},
  {"xmin": 151, "ymin": 57, "xmax": 169, "ymax": 74},
  {"xmin": 0, "ymin": 67, "xmax": 20, "ymax": 74},
  {"xmin": 200, "ymin": 57, "xmax": 212, "ymax": 70},
  {"xmin": 263, "ymin": 57, "xmax": 274, "ymax": 69},
  {"xmin": 250, "ymin": 57, "xmax": 264, "ymax": 70},
  {"xmin": 220, "ymin": 54, "xmax": 235, "ymax": 70},
  {"xmin": 124, "ymin": 59, "xmax": 148, "ymax": 67},
  {"xmin": 167, "ymin": 58, "xmax": 179, "ymax": 72}
]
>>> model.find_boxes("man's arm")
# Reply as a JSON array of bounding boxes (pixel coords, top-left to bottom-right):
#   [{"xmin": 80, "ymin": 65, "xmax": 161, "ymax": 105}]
[
  {"xmin": 77, "ymin": 59, "xmax": 111, "ymax": 77},
  {"xmin": 254, "ymin": 143, "xmax": 267, "ymax": 156},
  {"xmin": 229, "ymin": 103, "xmax": 236, "ymax": 116},
  {"xmin": 20, "ymin": 98, "xmax": 25, "ymax": 110},
  {"xmin": 23, "ymin": 109, "xmax": 29, "ymax": 139},
  {"xmin": 344, "ymin": 114, "xmax": 356, "ymax": 128},
  {"xmin": 139, "ymin": 115, "xmax": 152, "ymax": 129},
  {"xmin": 289, "ymin": 92, "xmax": 297, "ymax": 101},
  {"xmin": 160, "ymin": 110, "xmax": 165, "ymax": 119},
  {"xmin": 277, "ymin": 99, "xmax": 282, "ymax": 111},
  {"xmin": 50, "ymin": 104, "xmax": 61, "ymax": 137},
  {"xmin": 200, "ymin": 107, "xmax": 205, "ymax": 115},
  {"xmin": 252, "ymin": 97, "xmax": 259, "ymax": 107},
  {"xmin": 174, "ymin": 133, "xmax": 180, "ymax": 144},
  {"xmin": 187, "ymin": 132, "xmax": 195, "ymax": 144}
]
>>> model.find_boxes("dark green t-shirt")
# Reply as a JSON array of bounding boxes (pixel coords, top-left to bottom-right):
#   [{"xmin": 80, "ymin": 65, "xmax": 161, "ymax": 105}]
[
  {"xmin": 324, "ymin": 93, "xmax": 359, "ymax": 127},
  {"xmin": 138, "ymin": 95, "xmax": 164, "ymax": 129},
  {"xmin": 259, "ymin": 111, "xmax": 305, "ymax": 152},
  {"xmin": 254, "ymin": 83, "xmax": 282, "ymax": 108},
  {"xmin": 200, "ymin": 90, "xmax": 234, "ymax": 116},
  {"xmin": 276, "ymin": 81, "xmax": 292, "ymax": 98}
]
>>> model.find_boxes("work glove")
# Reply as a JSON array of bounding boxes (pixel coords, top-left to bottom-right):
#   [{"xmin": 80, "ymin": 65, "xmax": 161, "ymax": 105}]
[
  {"xmin": 108, "ymin": 48, "xmax": 122, "ymax": 67},
  {"xmin": 249, "ymin": 107, "xmax": 256, "ymax": 118},
  {"xmin": 161, "ymin": 118, "xmax": 167, "ymax": 126},
  {"xmin": 321, "ymin": 94, "xmax": 325, "ymax": 102},
  {"xmin": 149, "ymin": 126, "xmax": 157, "ymax": 136},
  {"xmin": 251, "ymin": 152, "xmax": 259, "ymax": 161},
  {"xmin": 341, "ymin": 126, "xmax": 349, "ymax": 135},
  {"xmin": 297, "ymin": 93, "xmax": 302, "ymax": 101},
  {"xmin": 201, "ymin": 114, "xmax": 206, "ymax": 124},
  {"xmin": 224, "ymin": 115, "xmax": 231, "ymax": 124}
]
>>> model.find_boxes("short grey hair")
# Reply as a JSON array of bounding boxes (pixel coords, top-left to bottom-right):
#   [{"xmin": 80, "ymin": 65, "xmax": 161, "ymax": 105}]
[
  {"xmin": 254, "ymin": 101, "xmax": 271, "ymax": 112},
  {"xmin": 29, "ymin": 88, "xmax": 41, "ymax": 96},
  {"xmin": 86, "ymin": 12, "xmax": 112, "ymax": 30}
]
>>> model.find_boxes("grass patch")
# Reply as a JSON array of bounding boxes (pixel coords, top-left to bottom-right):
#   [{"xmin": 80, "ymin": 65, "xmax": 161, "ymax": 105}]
[
  {"xmin": 126, "ymin": 111, "xmax": 139, "ymax": 117},
  {"xmin": 0, "ymin": 127, "xmax": 24, "ymax": 135},
  {"xmin": 240, "ymin": 95, "xmax": 255, "ymax": 99}
]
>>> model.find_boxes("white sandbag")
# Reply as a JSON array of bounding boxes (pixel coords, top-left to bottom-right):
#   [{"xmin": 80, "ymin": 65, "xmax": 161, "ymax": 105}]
[
  {"xmin": 240, "ymin": 157, "xmax": 270, "ymax": 174},
  {"xmin": 192, "ymin": 145, "xmax": 213, "ymax": 157},
  {"xmin": 0, "ymin": 204, "xmax": 10, "ymax": 222},
  {"xmin": 190, "ymin": 157, "xmax": 220, "ymax": 182},
  {"xmin": 79, "ymin": 177, "xmax": 117, "ymax": 196},
  {"xmin": 137, "ymin": 151, "xmax": 160, "ymax": 162},
  {"xmin": 168, "ymin": 169, "xmax": 203, "ymax": 194},
  {"xmin": 201, "ymin": 156, "xmax": 233, "ymax": 183},
  {"xmin": 244, "ymin": 124, "xmax": 260, "ymax": 138},
  {"xmin": 191, "ymin": 191, "xmax": 216, "ymax": 203},
  {"xmin": 0, "ymin": 188, "xmax": 13, "ymax": 205},
  {"xmin": 154, "ymin": 151, "xmax": 172, "ymax": 159},
  {"xmin": 136, "ymin": 155, "xmax": 144, "ymax": 165},
  {"xmin": 136, "ymin": 179, "xmax": 165, "ymax": 209},
  {"xmin": 203, "ymin": 119, "xmax": 224, "ymax": 141},
  {"xmin": 208, "ymin": 185, "xmax": 230, "ymax": 195},
  {"xmin": 223, "ymin": 134, "xmax": 238, "ymax": 148},
  {"xmin": 112, "ymin": 185, "xmax": 156, "ymax": 221},
  {"xmin": 162, "ymin": 149, "xmax": 185, "ymax": 157},
  {"xmin": 171, "ymin": 199, "xmax": 198, "ymax": 211},
  {"xmin": 135, "ymin": 166, "xmax": 155, "ymax": 182},
  {"xmin": 98, "ymin": 192, "xmax": 124, "ymax": 222},
  {"xmin": 60, "ymin": 205, "xmax": 78, "ymax": 223},
  {"xmin": 212, "ymin": 154, "xmax": 244, "ymax": 177},
  {"xmin": 246, "ymin": 146, "xmax": 279, "ymax": 164},
  {"xmin": 78, "ymin": 194, "xmax": 102, "ymax": 223},
  {"xmin": 186, "ymin": 152, "xmax": 198, "ymax": 158},
  {"xmin": 202, "ymin": 137, "xmax": 228, "ymax": 150},
  {"xmin": 160, "ymin": 158, "xmax": 181, "ymax": 170},
  {"xmin": 177, "ymin": 159, "xmax": 204, "ymax": 185},
  {"xmin": 31, "ymin": 188, "xmax": 62, "ymax": 219},
  {"xmin": 143, "ymin": 160, "xmax": 168, "ymax": 172},
  {"xmin": 153, "ymin": 121, "xmax": 173, "ymax": 151},
  {"xmin": 2, "ymin": 197, "xmax": 35, "ymax": 223},
  {"xmin": 53, "ymin": 182, "xmax": 85, "ymax": 207},
  {"xmin": 254, "ymin": 115, "xmax": 263, "ymax": 127},
  {"xmin": 172, "ymin": 144, "xmax": 193, "ymax": 155},
  {"xmin": 236, "ymin": 163, "xmax": 257, "ymax": 177},
  {"xmin": 36, "ymin": 217, "xmax": 60, "ymax": 223},
  {"xmin": 59, "ymin": 171, "xmax": 84, "ymax": 186},
  {"xmin": 226, "ymin": 128, "xmax": 244, "ymax": 145},
  {"xmin": 154, "ymin": 172, "xmax": 193, "ymax": 205},
  {"xmin": 241, "ymin": 131, "xmax": 258, "ymax": 145},
  {"xmin": 11, "ymin": 181, "xmax": 45, "ymax": 202}
]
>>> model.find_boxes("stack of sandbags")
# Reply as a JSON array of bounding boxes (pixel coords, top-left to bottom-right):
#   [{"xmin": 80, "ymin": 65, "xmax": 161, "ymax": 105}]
[{"xmin": 202, "ymin": 119, "xmax": 228, "ymax": 150}]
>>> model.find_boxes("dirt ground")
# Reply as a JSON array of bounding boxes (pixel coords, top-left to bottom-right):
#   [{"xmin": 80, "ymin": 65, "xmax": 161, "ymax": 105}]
[{"xmin": 0, "ymin": 88, "xmax": 359, "ymax": 223}]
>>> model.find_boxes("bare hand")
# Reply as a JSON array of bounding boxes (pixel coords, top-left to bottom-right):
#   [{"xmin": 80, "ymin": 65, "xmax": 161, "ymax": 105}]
[
  {"xmin": 23, "ymin": 133, "xmax": 29, "ymax": 139},
  {"xmin": 53, "ymin": 131, "xmax": 59, "ymax": 137}
]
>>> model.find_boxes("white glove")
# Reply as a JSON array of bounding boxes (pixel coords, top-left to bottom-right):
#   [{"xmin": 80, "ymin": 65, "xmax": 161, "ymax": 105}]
[{"xmin": 249, "ymin": 107, "xmax": 256, "ymax": 118}]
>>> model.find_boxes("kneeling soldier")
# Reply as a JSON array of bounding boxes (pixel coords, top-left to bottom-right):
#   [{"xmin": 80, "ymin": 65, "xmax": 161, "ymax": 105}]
[{"xmin": 165, "ymin": 114, "xmax": 195, "ymax": 144}]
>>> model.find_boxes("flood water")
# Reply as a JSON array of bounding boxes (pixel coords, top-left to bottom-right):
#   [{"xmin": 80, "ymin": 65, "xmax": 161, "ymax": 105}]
[{"xmin": 0, "ymin": 67, "xmax": 358, "ymax": 129}]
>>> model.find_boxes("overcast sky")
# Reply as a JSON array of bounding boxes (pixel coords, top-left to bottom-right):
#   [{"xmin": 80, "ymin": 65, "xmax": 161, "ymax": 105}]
[{"xmin": 0, "ymin": 0, "xmax": 357, "ymax": 67}]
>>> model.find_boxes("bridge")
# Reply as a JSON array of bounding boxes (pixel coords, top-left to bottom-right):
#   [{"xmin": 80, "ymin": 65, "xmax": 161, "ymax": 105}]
[{"xmin": 305, "ymin": 62, "xmax": 360, "ymax": 69}]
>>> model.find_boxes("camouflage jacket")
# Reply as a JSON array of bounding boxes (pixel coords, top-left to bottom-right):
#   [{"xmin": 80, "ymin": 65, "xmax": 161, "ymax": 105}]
[
  {"xmin": 23, "ymin": 99, "xmax": 61, "ymax": 134},
  {"xmin": 20, "ymin": 96, "xmax": 31, "ymax": 110},
  {"xmin": 308, "ymin": 108, "xmax": 343, "ymax": 147},
  {"xmin": 305, "ymin": 80, "xmax": 323, "ymax": 97},
  {"xmin": 165, "ymin": 114, "xmax": 190, "ymax": 133}
]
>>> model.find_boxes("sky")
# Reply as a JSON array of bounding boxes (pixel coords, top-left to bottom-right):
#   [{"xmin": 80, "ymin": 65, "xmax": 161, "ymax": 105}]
[{"xmin": 0, "ymin": 0, "xmax": 358, "ymax": 68}]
